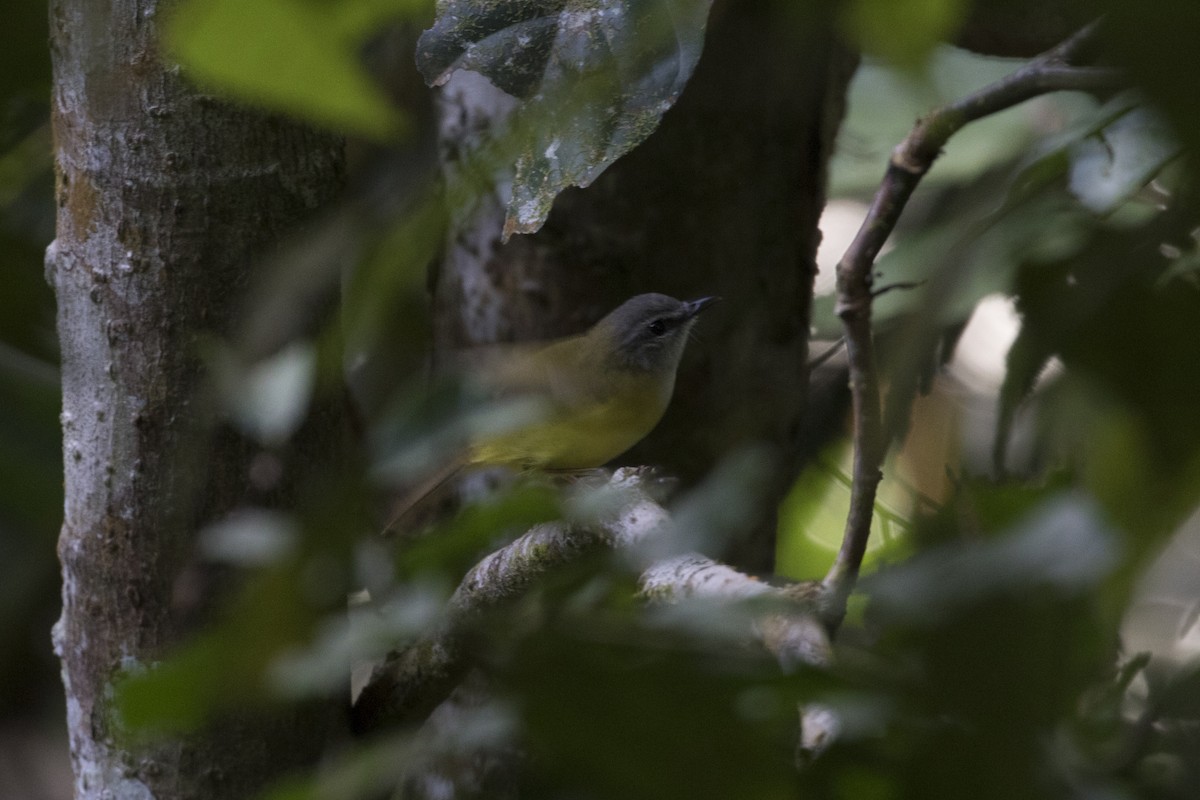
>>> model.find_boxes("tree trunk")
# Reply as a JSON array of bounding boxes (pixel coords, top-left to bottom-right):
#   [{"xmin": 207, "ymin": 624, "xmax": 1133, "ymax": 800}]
[
  {"xmin": 49, "ymin": 1, "xmax": 345, "ymax": 797},
  {"xmin": 432, "ymin": 0, "xmax": 855, "ymax": 571}
]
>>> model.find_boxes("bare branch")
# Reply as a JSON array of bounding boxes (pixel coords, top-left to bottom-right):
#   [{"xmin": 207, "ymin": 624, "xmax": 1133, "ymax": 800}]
[{"xmin": 821, "ymin": 21, "xmax": 1122, "ymax": 628}]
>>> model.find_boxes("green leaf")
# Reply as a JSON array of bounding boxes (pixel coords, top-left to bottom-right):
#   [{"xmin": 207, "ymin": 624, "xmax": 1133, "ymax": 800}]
[
  {"xmin": 115, "ymin": 554, "xmax": 348, "ymax": 732},
  {"xmin": 416, "ymin": 0, "xmax": 714, "ymax": 238},
  {"xmin": 839, "ymin": 0, "xmax": 969, "ymax": 68},
  {"xmin": 866, "ymin": 494, "xmax": 1119, "ymax": 623},
  {"xmin": 830, "ymin": 47, "xmax": 1092, "ymax": 197},
  {"xmin": 165, "ymin": 0, "xmax": 413, "ymax": 139},
  {"xmin": 1068, "ymin": 106, "xmax": 1181, "ymax": 214},
  {"xmin": 827, "ymin": 486, "xmax": 1118, "ymax": 800},
  {"xmin": 261, "ymin": 731, "xmax": 421, "ymax": 800},
  {"xmin": 776, "ymin": 439, "xmax": 916, "ymax": 581},
  {"xmin": 210, "ymin": 341, "xmax": 317, "ymax": 446},
  {"xmin": 200, "ymin": 509, "xmax": 300, "ymax": 567},
  {"xmin": 395, "ymin": 481, "xmax": 563, "ymax": 580},
  {"xmin": 495, "ymin": 608, "xmax": 822, "ymax": 800}
]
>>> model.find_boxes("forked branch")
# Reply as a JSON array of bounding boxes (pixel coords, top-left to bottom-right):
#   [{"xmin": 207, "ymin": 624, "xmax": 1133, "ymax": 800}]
[{"xmin": 820, "ymin": 21, "xmax": 1122, "ymax": 628}]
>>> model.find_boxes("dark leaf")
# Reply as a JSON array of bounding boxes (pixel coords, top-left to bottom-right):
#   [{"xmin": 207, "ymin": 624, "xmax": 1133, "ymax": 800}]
[
  {"xmin": 417, "ymin": 0, "xmax": 714, "ymax": 237},
  {"xmin": 866, "ymin": 493, "xmax": 1119, "ymax": 623},
  {"xmin": 494, "ymin": 604, "xmax": 820, "ymax": 800}
]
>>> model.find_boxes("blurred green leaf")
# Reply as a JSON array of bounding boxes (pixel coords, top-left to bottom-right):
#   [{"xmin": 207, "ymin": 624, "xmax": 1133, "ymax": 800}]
[
  {"xmin": 651, "ymin": 447, "xmax": 773, "ymax": 559},
  {"xmin": 1147, "ymin": 658, "xmax": 1200, "ymax": 721},
  {"xmin": 211, "ymin": 341, "xmax": 317, "ymax": 446},
  {"xmin": 115, "ymin": 637, "xmax": 233, "ymax": 734},
  {"xmin": 829, "ymin": 47, "xmax": 1084, "ymax": 196},
  {"xmin": 1068, "ymin": 106, "xmax": 1181, "ymax": 214},
  {"xmin": 799, "ymin": 481, "xmax": 1121, "ymax": 800},
  {"xmin": 165, "ymin": 0, "xmax": 421, "ymax": 139},
  {"xmin": 839, "ymin": 0, "xmax": 968, "ymax": 68},
  {"xmin": 200, "ymin": 509, "xmax": 300, "ymax": 567},
  {"xmin": 777, "ymin": 439, "xmax": 916, "ymax": 581},
  {"xmin": 270, "ymin": 581, "xmax": 448, "ymax": 696},
  {"xmin": 494, "ymin": 605, "xmax": 822, "ymax": 800},
  {"xmin": 866, "ymin": 493, "xmax": 1118, "ymax": 623},
  {"xmin": 263, "ymin": 704, "xmax": 516, "ymax": 800},
  {"xmin": 262, "ymin": 730, "xmax": 423, "ymax": 800},
  {"xmin": 395, "ymin": 481, "xmax": 563, "ymax": 580},
  {"xmin": 342, "ymin": 199, "xmax": 444, "ymax": 372},
  {"xmin": 116, "ymin": 557, "xmax": 351, "ymax": 732}
]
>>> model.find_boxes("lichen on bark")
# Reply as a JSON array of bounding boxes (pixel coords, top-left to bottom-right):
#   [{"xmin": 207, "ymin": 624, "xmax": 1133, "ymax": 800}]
[{"xmin": 50, "ymin": 0, "xmax": 346, "ymax": 797}]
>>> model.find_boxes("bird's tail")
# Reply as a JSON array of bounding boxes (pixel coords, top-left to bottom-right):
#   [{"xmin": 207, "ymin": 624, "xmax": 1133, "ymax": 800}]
[{"xmin": 380, "ymin": 455, "xmax": 468, "ymax": 538}]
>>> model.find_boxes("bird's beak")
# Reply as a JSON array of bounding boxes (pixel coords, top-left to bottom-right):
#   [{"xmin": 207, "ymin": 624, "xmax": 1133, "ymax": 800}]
[{"xmin": 683, "ymin": 296, "xmax": 719, "ymax": 319}]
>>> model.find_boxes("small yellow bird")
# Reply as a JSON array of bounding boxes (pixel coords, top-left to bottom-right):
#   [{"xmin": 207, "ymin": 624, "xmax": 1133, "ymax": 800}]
[
  {"xmin": 460, "ymin": 292, "xmax": 716, "ymax": 469},
  {"xmin": 386, "ymin": 293, "xmax": 716, "ymax": 530}
]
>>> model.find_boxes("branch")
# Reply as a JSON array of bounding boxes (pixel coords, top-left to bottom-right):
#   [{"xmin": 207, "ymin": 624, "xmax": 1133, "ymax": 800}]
[
  {"xmin": 821, "ymin": 21, "xmax": 1121, "ymax": 628},
  {"xmin": 640, "ymin": 555, "xmax": 837, "ymax": 758},
  {"xmin": 353, "ymin": 470, "xmax": 831, "ymax": 740},
  {"xmin": 640, "ymin": 555, "xmax": 829, "ymax": 669},
  {"xmin": 353, "ymin": 470, "xmax": 667, "ymax": 733}
]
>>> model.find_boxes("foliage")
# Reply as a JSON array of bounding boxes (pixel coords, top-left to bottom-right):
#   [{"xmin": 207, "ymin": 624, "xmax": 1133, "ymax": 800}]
[
  {"xmin": 165, "ymin": 0, "xmax": 430, "ymax": 138},
  {"xmin": 6, "ymin": 0, "xmax": 1200, "ymax": 798}
]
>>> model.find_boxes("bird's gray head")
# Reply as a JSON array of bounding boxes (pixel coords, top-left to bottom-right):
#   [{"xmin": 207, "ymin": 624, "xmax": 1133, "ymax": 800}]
[{"xmin": 592, "ymin": 293, "xmax": 717, "ymax": 372}]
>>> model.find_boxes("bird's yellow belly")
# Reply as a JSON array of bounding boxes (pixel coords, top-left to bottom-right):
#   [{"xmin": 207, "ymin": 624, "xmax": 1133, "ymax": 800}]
[{"xmin": 471, "ymin": 382, "xmax": 670, "ymax": 470}]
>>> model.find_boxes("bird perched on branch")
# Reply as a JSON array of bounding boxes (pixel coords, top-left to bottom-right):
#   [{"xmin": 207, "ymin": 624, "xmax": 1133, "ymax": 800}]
[{"xmin": 385, "ymin": 293, "xmax": 716, "ymax": 532}]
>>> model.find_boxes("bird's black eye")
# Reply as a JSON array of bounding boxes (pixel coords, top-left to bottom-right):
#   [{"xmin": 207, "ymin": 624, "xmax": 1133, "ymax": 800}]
[{"xmin": 648, "ymin": 318, "xmax": 667, "ymax": 336}]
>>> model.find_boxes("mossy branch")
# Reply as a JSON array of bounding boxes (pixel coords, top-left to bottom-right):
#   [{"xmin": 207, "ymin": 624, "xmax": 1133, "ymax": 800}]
[{"xmin": 353, "ymin": 470, "xmax": 831, "ymax": 744}]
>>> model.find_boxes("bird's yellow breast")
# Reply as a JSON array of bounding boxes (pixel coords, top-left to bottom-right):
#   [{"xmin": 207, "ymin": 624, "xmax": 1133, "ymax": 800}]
[{"xmin": 469, "ymin": 368, "xmax": 673, "ymax": 470}]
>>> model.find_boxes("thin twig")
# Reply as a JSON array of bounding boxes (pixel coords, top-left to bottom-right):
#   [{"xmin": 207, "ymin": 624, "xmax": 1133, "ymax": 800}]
[
  {"xmin": 807, "ymin": 338, "xmax": 846, "ymax": 370},
  {"xmin": 820, "ymin": 21, "xmax": 1121, "ymax": 629},
  {"xmin": 870, "ymin": 280, "xmax": 926, "ymax": 299}
]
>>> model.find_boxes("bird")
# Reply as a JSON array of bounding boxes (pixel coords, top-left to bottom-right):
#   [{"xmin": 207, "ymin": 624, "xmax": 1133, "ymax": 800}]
[{"xmin": 384, "ymin": 292, "xmax": 716, "ymax": 532}]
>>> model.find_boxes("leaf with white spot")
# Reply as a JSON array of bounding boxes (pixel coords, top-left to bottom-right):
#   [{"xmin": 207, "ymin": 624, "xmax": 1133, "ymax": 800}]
[
  {"xmin": 417, "ymin": 0, "xmax": 714, "ymax": 239},
  {"xmin": 213, "ymin": 341, "xmax": 317, "ymax": 445}
]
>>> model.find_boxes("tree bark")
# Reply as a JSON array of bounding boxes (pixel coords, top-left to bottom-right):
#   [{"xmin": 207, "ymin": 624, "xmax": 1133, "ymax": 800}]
[
  {"xmin": 431, "ymin": 0, "xmax": 855, "ymax": 572},
  {"xmin": 373, "ymin": 6, "xmax": 855, "ymax": 795},
  {"xmin": 49, "ymin": 1, "xmax": 345, "ymax": 797}
]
